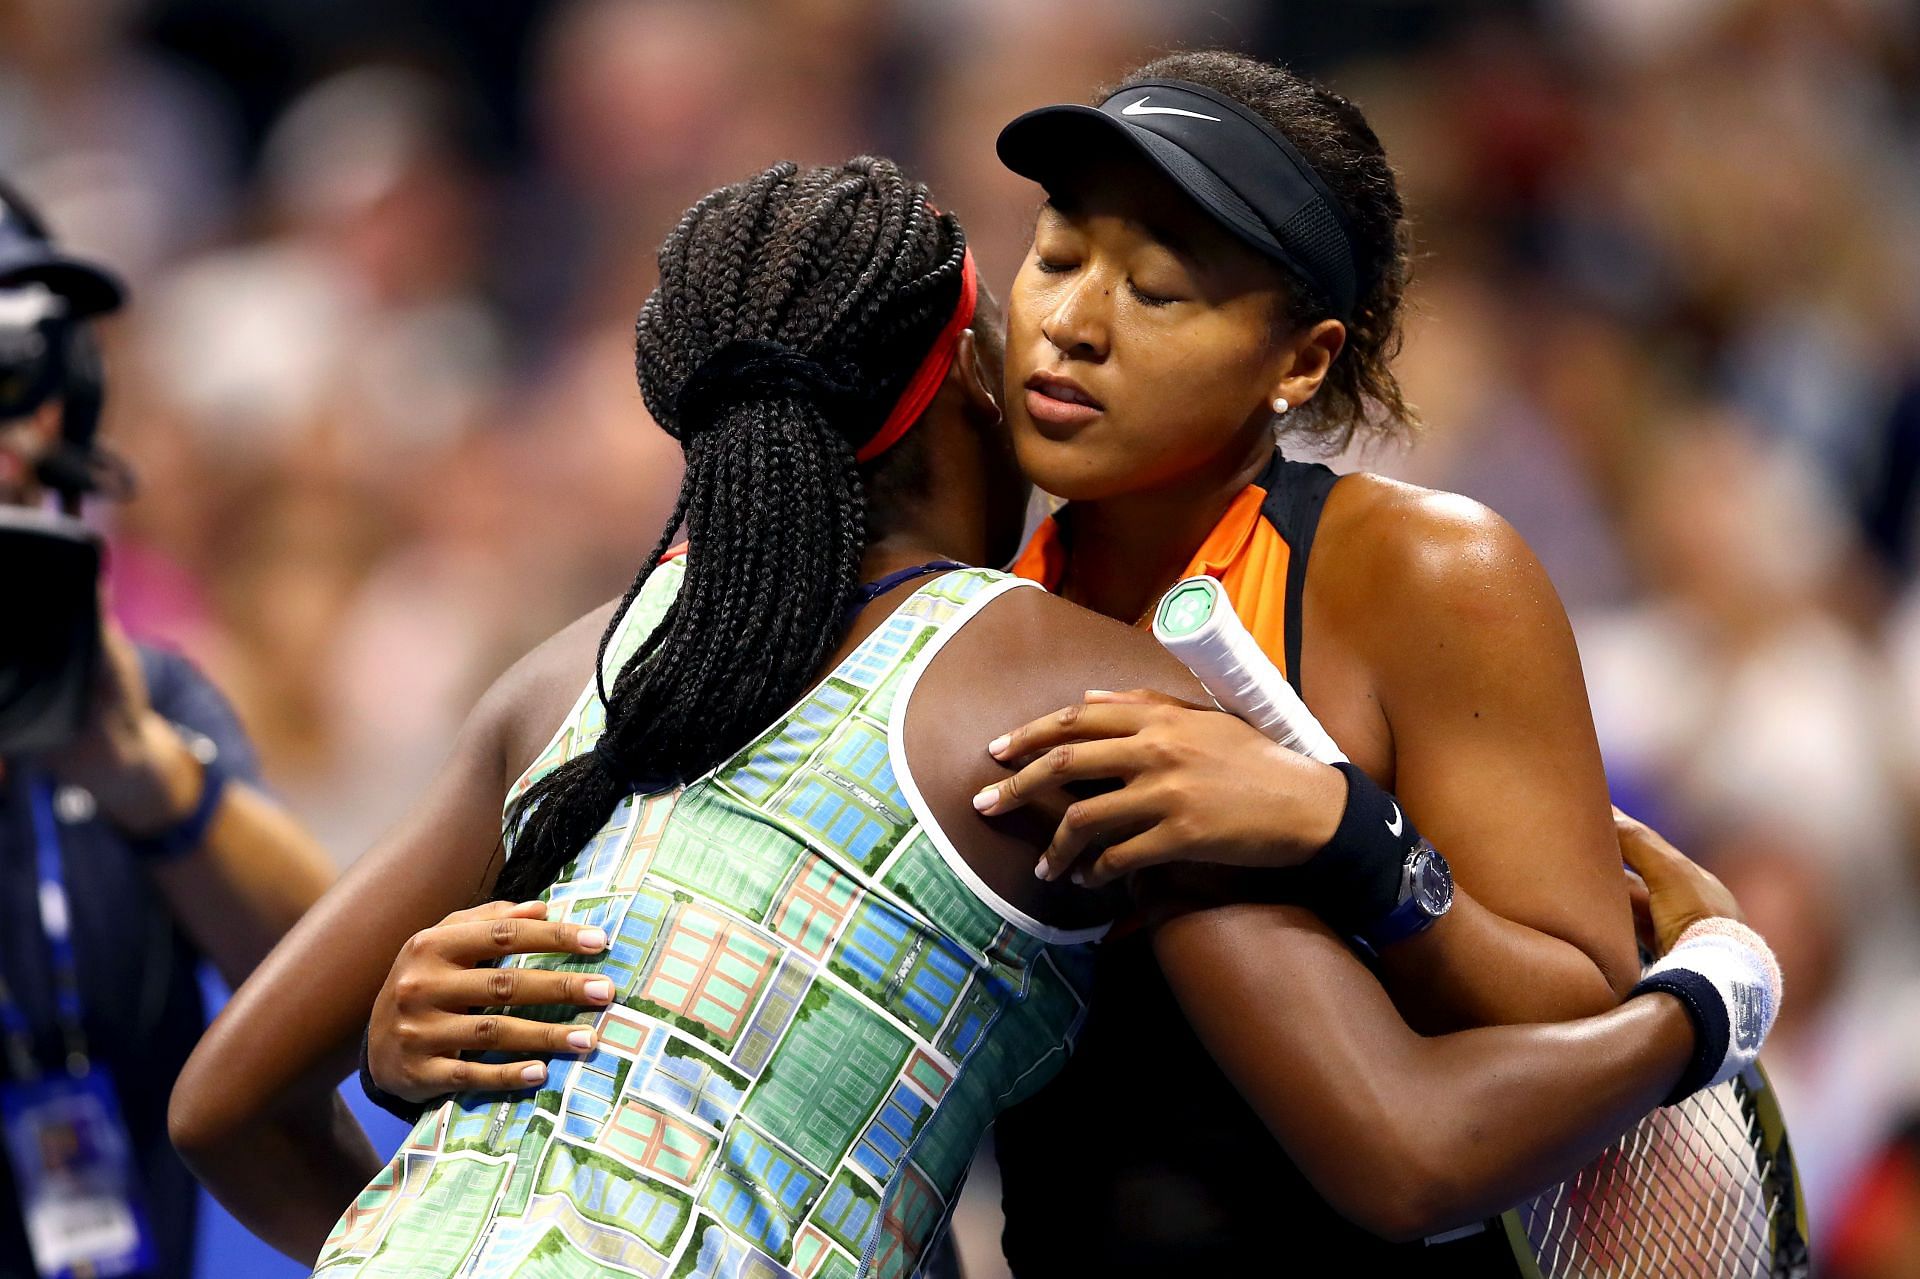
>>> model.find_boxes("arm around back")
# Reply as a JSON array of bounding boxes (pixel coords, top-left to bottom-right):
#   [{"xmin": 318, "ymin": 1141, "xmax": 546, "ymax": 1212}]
[
  {"xmin": 1146, "ymin": 890, "xmax": 1691, "ymax": 1241},
  {"xmin": 939, "ymin": 587, "xmax": 1708, "ymax": 1241},
  {"xmin": 168, "ymin": 602, "xmax": 614, "ymax": 1260}
]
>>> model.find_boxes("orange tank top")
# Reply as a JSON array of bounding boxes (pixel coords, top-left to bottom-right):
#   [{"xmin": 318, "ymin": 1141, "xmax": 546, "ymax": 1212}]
[{"xmin": 1008, "ymin": 448, "xmax": 1342, "ymax": 693}]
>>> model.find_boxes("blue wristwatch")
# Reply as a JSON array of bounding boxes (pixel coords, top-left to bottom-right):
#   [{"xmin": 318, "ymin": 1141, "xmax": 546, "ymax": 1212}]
[{"xmin": 1354, "ymin": 838, "xmax": 1453, "ymax": 954}]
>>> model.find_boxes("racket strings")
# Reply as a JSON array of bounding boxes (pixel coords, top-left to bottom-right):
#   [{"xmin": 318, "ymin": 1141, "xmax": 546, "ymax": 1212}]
[{"xmin": 1516, "ymin": 1080, "xmax": 1791, "ymax": 1277}]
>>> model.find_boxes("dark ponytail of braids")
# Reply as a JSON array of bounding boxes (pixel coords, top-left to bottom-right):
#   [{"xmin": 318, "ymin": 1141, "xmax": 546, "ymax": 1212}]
[{"xmin": 496, "ymin": 158, "xmax": 968, "ymax": 902}]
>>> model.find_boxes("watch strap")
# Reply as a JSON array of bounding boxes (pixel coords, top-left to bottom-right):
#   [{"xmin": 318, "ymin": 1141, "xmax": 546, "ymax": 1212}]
[
  {"xmin": 126, "ymin": 755, "xmax": 228, "ymax": 861},
  {"xmin": 1353, "ymin": 848, "xmax": 1437, "ymax": 953}
]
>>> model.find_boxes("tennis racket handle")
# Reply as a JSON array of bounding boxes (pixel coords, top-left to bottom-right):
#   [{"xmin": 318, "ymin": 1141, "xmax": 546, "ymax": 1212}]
[{"xmin": 1151, "ymin": 576, "xmax": 1348, "ymax": 765}]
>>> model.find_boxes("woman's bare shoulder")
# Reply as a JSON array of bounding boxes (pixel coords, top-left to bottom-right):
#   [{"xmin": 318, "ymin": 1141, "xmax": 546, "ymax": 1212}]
[
  {"xmin": 898, "ymin": 581, "xmax": 1208, "ymax": 931},
  {"xmin": 474, "ymin": 599, "xmax": 624, "ymax": 790},
  {"xmin": 1318, "ymin": 471, "xmax": 1559, "ymax": 628}
]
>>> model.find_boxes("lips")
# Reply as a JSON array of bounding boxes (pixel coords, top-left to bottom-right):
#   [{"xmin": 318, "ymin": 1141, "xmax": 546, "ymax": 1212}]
[
  {"xmin": 1023, "ymin": 371, "xmax": 1105, "ymax": 433},
  {"xmin": 1026, "ymin": 372, "xmax": 1103, "ymax": 410}
]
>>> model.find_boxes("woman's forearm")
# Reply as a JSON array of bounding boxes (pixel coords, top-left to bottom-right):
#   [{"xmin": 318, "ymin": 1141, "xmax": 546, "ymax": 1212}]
[
  {"xmin": 1150, "ymin": 896, "xmax": 1689, "ymax": 1242},
  {"xmin": 174, "ymin": 1089, "xmax": 383, "ymax": 1261},
  {"xmin": 168, "ymin": 620, "xmax": 550, "ymax": 1257},
  {"xmin": 1372, "ymin": 884, "xmax": 1624, "ymax": 1032},
  {"xmin": 1386, "ymin": 996, "xmax": 1691, "ymax": 1233}
]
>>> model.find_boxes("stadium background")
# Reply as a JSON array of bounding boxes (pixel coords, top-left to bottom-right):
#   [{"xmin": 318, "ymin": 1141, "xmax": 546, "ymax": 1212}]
[{"xmin": 4, "ymin": 0, "xmax": 1917, "ymax": 1273}]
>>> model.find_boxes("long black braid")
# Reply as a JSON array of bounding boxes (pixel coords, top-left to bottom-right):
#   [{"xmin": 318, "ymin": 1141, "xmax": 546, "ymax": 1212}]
[{"xmin": 496, "ymin": 158, "xmax": 968, "ymax": 902}]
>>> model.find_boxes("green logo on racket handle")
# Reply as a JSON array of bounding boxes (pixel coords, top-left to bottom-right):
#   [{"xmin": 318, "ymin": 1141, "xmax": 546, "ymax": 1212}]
[{"xmin": 1156, "ymin": 579, "xmax": 1219, "ymax": 638}]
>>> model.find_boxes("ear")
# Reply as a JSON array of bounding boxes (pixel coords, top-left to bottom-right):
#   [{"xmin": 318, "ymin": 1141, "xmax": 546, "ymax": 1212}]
[
  {"xmin": 954, "ymin": 329, "xmax": 1001, "ymax": 424},
  {"xmin": 1269, "ymin": 318, "xmax": 1347, "ymax": 411}
]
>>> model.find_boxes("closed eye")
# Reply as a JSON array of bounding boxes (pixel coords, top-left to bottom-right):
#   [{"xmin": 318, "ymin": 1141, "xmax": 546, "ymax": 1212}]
[{"xmin": 1128, "ymin": 280, "xmax": 1180, "ymax": 307}]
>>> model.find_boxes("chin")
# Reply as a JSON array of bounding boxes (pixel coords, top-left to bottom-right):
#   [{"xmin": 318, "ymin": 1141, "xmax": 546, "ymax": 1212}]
[
  {"xmin": 1008, "ymin": 425, "xmax": 1122, "ymax": 503},
  {"xmin": 1014, "ymin": 453, "xmax": 1131, "ymax": 504}
]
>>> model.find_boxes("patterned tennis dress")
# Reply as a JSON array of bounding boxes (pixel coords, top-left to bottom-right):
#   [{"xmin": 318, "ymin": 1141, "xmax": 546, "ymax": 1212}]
[{"xmin": 311, "ymin": 563, "xmax": 1103, "ymax": 1279}]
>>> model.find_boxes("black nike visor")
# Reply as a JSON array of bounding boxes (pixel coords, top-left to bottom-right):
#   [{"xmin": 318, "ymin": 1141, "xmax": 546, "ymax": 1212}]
[{"xmin": 997, "ymin": 79, "xmax": 1361, "ymax": 324}]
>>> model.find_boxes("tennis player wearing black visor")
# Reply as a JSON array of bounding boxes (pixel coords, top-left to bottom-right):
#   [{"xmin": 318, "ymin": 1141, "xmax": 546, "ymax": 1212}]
[
  {"xmin": 976, "ymin": 61, "xmax": 1755, "ymax": 1277},
  {"xmin": 998, "ymin": 78, "xmax": 1365, "ymax": 327}
]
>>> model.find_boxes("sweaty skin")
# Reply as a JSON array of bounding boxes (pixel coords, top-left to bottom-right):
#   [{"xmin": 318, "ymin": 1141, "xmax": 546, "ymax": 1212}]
[
  {"xmin": 174, "ymin": 543, "xmax": 1699, "ymax": 1257},
  {"xmin": 995, "ymin": 161, "xmax": 1637, "ymax": 1032},
  {"xmin": 175, "ymin": 312, "xmax": 1684, "ymax": 1258}
]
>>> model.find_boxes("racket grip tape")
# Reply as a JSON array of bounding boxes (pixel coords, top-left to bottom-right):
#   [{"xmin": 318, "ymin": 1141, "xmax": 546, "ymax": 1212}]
[
  {"xmin": 1151, "ymin": 576, "xmax": 1347, "ymax": 764},
  {"xmin": 1152, "ymin": 576, "xmax": 1411, "ymax": 934}
]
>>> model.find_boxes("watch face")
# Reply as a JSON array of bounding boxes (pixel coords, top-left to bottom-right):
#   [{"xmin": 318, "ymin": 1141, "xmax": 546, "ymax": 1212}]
[{"xmin": 1412, "ymin": 844, "xmax": 1454, "ymax": 917}]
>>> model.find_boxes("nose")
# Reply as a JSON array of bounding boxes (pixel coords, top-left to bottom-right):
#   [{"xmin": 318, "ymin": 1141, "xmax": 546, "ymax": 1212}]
[{"xmin": 1040, "ymin": 270, "xmax": 1111, "ymax": 362}]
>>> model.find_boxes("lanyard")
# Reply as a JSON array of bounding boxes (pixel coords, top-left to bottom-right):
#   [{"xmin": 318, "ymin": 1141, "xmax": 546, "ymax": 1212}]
[{"xmin": 0, "ymin": 776, "xmax": 90, "ymax": 1082}]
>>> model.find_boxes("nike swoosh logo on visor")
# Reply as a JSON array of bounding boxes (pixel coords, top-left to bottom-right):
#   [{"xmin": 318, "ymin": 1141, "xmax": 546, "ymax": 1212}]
[{"xmin": 1121, "ymin": 96, "xmax": 1222, "ymax": 122}]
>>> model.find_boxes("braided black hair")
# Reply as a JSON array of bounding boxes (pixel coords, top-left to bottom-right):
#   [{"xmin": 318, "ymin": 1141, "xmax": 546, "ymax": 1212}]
[{"xmin": 496, "ymin": 158, "xmax": 968, "ymax": 902}]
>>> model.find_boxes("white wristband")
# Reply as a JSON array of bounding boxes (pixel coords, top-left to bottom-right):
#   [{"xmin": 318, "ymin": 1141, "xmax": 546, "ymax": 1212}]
[{"xmin": 1633, "ymin": 918, "xmax": 1782, "ymax": 1099}]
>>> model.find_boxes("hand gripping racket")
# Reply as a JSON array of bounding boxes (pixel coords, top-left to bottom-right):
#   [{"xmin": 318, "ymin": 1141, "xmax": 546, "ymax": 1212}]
[{"xmin": 1151, "ymin": 576, "xmax": 1811, "ymax": 1277}]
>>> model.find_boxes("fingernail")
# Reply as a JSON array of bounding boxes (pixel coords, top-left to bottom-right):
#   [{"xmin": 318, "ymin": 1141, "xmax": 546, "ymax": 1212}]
[
  {"xmin": 1033, "ymin": 859, "xmax": 1050, "ymax": 880},
  {"xmin": 566, "ymin": 1030, "xmax": 593, "ymax": 1052},
  {"xmin": 1071, "ymin": 870, "xmax": 1086, "ymax": 886},
  {"xmin": 1085, "ymin": 689, "xmax": 1112, "ymax": 698},
  {"xmin": 972, "ymin": 786, "xmax": 998, "ymax": 812},
  {"xmin": 521, "ymin": 1063, "xmax": 546, "ymax": 1084},
  {"xmin": 585, "ymin": 978, "xmax": 613, "ymax": 1002},
  {"xmin": 987, "ymin": 735, "xmax": 1011, "ymax": 758},
  {"xmin": 579, "ymin": 928, "xmax": 608, "ymax": 951}
]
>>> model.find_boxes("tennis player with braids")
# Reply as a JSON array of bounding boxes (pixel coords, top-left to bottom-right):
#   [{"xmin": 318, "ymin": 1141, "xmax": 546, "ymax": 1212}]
[{"xmin": 171, "ymin": 156, "xmax": 1780, "ymax": 1277}]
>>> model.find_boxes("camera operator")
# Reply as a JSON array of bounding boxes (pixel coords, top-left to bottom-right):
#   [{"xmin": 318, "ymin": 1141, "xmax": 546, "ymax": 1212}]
[{"xmin": 0, "ymin": 181, "xmax": 334, "ymax": 1279}]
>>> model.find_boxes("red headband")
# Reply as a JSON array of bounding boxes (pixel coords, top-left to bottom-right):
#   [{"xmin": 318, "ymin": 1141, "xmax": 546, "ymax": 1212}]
[{"xmin": 854, "ymin": 247, "xmax": 978, "ymax": 464}]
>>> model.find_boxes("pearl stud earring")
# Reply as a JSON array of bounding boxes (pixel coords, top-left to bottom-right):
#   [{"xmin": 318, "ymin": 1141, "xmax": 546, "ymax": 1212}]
[{"xmin": 1272, "ymin": 397, "xmax": 1290, "ymax": 415}]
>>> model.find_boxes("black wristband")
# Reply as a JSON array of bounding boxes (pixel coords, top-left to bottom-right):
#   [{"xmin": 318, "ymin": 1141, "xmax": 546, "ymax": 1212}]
[
  {"xmin": 358, "ymin": 1023, "xmax": 430, "ymax": 1124},
  {"xmin": 127, "ymin": 755, "xmax": 229, "ymax": 861},
  {"xmin": 1630, "ymin": 969, "xmax": 1729, "ymax": 1106},
  {"xmin": 1300, "ymin": 763, "xmax": 1420, "ymax": 934}
]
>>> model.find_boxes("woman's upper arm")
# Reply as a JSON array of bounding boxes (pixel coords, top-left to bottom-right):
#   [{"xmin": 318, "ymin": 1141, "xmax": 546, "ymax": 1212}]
[
  {"xmin": 1145, "ymin": 885, "xmax": 1692, "ymax": 1240},
  {"xmin": 172, "ymin": 646, "xmax": 545, "ymax": 1132},
  {"xmin": 1143, "ymin": 888, "xmax": 1439, "ymax": 1234},
  {"xmin": 1358, "ymin": 490, "xmax": 1637, "ymax": 995}
]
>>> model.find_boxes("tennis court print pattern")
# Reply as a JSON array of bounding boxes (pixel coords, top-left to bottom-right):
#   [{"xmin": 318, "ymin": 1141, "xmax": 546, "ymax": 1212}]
[{"xmin": 311, "ymin": 562, "xmax": 1098, "ymax": 1279}]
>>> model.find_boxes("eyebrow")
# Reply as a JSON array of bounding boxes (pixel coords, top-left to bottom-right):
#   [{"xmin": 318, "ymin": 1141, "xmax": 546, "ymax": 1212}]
[
  {"xmin": 1042, "ymin": 195, "xmax": 1202, "ymax": 267},
  {"xmin": 1140, "ymin": 218, "xmax": 1202, "ymax": 267}
]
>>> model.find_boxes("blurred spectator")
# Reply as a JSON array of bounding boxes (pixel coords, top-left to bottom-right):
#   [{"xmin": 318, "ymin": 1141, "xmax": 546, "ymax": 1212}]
[
  {"xmin": 0, "ymin": 0, "xmax": 239, "ymax": 279},
  {"xmin": 143, "ymin": 66, "xmax": 500, "ymax": 470},
  {"xmin": 1827, "ymin": 1117, "xmax": 1920, "ymax": 1279}
]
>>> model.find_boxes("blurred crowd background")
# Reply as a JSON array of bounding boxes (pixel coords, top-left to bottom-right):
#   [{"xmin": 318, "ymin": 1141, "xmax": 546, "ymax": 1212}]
[{"xmin": 7, "ymin": 0, "xmax": 1919, "ymax": 1273}]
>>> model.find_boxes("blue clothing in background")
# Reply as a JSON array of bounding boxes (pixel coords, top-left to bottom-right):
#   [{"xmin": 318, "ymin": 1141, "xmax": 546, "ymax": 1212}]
[{"xmin": 0, "ymin": 647, "xmax": 259, "ymax": 1279}]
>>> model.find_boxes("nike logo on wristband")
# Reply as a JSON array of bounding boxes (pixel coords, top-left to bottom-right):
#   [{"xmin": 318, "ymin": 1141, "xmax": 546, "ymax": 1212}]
[
  {"xmin": 1122, "ymin": 96, "xmax": 1222, "ymax": 122},
  {"xmin": 1385, "ymin": 801, "xmax": 1404, "ymax": 838}
]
